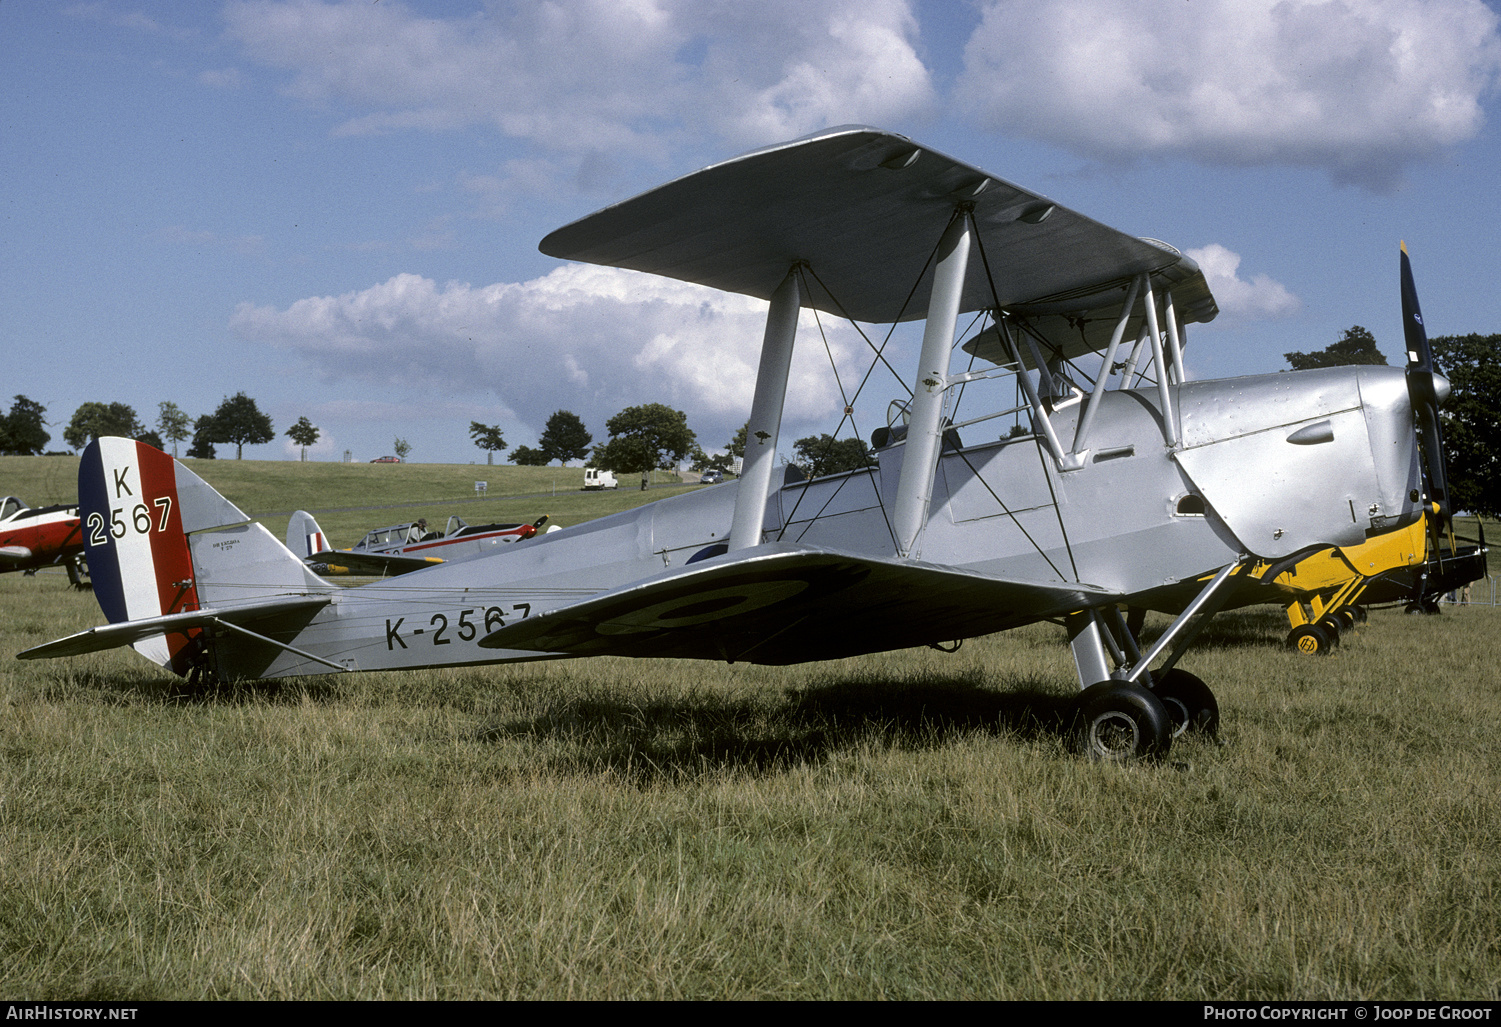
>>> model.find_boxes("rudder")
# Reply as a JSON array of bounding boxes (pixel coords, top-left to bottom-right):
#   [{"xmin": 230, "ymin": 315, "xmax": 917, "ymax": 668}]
[
  {"xmin": 80, "ymin": 438, "xmax": 205, "ymax": 672},
  {"xmin": 79, "ymin": 438, "xmax": 330, "ymax": 675},
  {"xmin": 287, "ymin": 510, "xmax": 329, "ymax": 558}
]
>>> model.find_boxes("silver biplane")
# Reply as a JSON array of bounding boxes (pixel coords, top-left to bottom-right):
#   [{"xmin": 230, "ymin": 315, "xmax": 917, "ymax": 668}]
[{"xmin": 19, "ymin": 128, "xmax": 1444, "ymax": 761}]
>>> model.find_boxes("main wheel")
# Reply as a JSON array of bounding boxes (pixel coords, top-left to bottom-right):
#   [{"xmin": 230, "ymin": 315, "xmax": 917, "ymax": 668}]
[
  {"xmin": 1287, "ymin": 623, "xmax": 1334, "ymax": 655},
  {"xmin": 1152, "ymin": 669, "xmax": 1220, "ymax": 739},
  {"xmin": 1315, "ymin": 615, "xmax": 1344, "ymax": 644},
  {"xmin": 1069, "ymin": 680, "xmax": 1172, "ymax": 762}
]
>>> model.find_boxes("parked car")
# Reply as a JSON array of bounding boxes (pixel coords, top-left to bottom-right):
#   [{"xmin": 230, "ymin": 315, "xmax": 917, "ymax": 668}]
[
  {"xmin": 583, "ymin": 468, "xmax": 619, "ymax": 490},
  {"xmin": 699, "ymin": 470, "xmax": 724, "ymax": 484},
  {"xmin": 370, "ymin": 455, "xmax": 401, "ymax": 463}
]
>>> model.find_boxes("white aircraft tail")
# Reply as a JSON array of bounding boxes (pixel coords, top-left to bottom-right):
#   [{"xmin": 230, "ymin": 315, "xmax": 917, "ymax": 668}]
[
  {"xmin": 79, "ymin": 438, "xmax": 331, "ymax": 674},
  {"xmin": 287, "ymin": 510, "xmax": 329, "ymax": 558}
]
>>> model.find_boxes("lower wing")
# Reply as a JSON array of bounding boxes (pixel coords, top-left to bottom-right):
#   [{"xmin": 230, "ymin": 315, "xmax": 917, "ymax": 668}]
[{"xmin": 479, "ymin": 543, "xmax": 1113, "ymax": 665}]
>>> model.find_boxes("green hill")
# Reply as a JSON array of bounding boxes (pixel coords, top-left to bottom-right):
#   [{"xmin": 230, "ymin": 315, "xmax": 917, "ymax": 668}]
[{"xmin": 0, "ymin": 455, "xmax": 697, "ymax": 549}]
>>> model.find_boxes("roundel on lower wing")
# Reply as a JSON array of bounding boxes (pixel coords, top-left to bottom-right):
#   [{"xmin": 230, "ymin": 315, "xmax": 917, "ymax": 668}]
[{"xmin": 595, "ymin": 579, "xmax": 811, "ymax": 636}]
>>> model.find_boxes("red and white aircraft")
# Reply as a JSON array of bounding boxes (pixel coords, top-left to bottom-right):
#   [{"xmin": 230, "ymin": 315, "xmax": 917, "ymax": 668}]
[
  {"xmin": 0, "ymin": 496, "xmax": 88, "ymax": 585},
  {"xmin": 288, "ymin": 510, "xmax": 552, "ymax": 576}
]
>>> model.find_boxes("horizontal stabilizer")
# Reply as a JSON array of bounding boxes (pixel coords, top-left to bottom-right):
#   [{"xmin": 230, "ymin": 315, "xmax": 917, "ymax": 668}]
[
  {"xmin": 479, "ymin": 543, "xmax": 1109, "ymax": 665},
  {"xmin": 17, "ymin": 594, "xmax": 332, "ymax": 661},
  {"xmin": 308, "ymin": 549, "xmax": 444, "ymax": 576}
]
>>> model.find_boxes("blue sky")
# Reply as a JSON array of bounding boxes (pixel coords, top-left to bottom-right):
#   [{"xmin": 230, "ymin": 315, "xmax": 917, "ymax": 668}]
[{"xmin": 4, "ymin": 0, "xmax": 1500, "ymax": 466}]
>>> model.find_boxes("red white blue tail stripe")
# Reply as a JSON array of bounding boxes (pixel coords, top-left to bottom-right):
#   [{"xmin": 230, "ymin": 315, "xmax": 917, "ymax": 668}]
[{"xmin": 80, "ymin": 438, "xmax": 202, "ymax": 673}]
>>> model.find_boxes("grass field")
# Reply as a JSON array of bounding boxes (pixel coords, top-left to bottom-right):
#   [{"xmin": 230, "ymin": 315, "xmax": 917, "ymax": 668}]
[{"xmin": 1, "ymin": 456, "xmax": 1498, "ymax": 999}]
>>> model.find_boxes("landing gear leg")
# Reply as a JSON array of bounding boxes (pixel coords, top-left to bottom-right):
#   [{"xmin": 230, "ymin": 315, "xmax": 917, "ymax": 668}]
[
  {"xmin": 65, "ymin": 555, "xmax": 90, "ymax": 590},
  {"xmin": 1065, "ymin": 559, "xmax": 1245, "ymax": 758}
]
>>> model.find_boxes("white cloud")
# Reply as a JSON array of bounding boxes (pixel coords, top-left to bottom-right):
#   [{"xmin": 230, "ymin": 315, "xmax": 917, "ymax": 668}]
[
  {"xmin": 691, "ymin": 0, "xmax": 936, "ymax": 144},
  {"xmin": 222, "ymin": 0, "xmax": 935, "ymax": 159},
  {"xmin": 230, "ymin": 265, "xmax": 865, "ymax": 446},
  {"xmin": 1186, "ymin": 244, "xmax": 1301, "ymax": 320},
  {"xmin": 956, "ymin": 0, "xmax": 1501, "ymax": 191},
  {"xmin": 280, "ymin": 431, "xmax": 340, "ymax": 461}
]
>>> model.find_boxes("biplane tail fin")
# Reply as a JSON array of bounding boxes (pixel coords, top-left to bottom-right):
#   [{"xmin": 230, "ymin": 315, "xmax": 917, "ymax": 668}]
[{"xmin": 77, "ymin": 438, "xmax": 331, "ymax": 673}]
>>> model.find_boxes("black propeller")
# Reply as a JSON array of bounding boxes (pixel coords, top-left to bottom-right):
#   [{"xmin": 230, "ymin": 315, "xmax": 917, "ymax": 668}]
[
  {"xmin": 1477, "ymin": 519, "xmax": 1488, "ymax": 581},
  {"xmin": 1400, "ymin": 242, "xmax": 1453, "ymax": 541}
]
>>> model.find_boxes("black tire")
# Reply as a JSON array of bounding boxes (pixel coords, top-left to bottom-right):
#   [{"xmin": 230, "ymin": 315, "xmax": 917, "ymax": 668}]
[
  {"xmin": 1069, "ymin": 680, "xmax": 1172, "ymax": 762},
  {"xmin": 1287, "ymin": 623, "xmax": 1334, "ymax": 655},
  {"xmin": 1315, "ymin": 615, "xmax": 1343, "ymax": 644},
  {"xmin": 1332, "ymin": 608, "xmax": 1357, "ymax": 633},
  {"xmin": 1153, "ymin": 669, "xmax": 1220, "ymax": 739},
  {"xmin": 1349, "ymin": 606, "xmax": 1368, "ymax": 624}
]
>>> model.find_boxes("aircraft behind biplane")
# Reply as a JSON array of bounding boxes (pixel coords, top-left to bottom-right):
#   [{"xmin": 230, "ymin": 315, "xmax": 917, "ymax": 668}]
[
  {"xmin": 1, "ymin": 496, "xmax": 87, "ymax": 587},
  {"xmin": 286, "ymin": 509, "xmax": 553, "ymax": 577},
  {"xmin": 19, "ymin": 127, "xmax": 1444, "ymax": 762}
]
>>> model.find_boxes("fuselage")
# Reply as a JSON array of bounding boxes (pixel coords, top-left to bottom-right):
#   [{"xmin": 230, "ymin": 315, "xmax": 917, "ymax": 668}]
[
  {"xmin": 200, "ymin": 365, "xmax": 1423, "ymax": 680},
  {"xmin": 349, "ymin": 520, "xmax": 536, "ymax": 560},
  {"xmin": 0, "ymin": 499, "xmax": 84, "ymax": 573}
]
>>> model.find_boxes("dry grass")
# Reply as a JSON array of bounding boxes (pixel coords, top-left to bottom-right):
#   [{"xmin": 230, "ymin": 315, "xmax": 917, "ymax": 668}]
[{"xmin": 2, "ymin": 567, "xmax": 1497, "ymax": 1000}]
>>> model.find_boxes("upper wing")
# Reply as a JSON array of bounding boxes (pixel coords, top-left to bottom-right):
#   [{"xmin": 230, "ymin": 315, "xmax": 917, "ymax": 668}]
[
  {"xmin": 479, "ymin": 543, "xmax": 1113, "ymax": 665},
  {"xmin": 959, "ymin": 246, "xmax": 1213, "ymax": 369},
  {"xmin": 540, "ymin": 125, "xmax": 1216, "ymax": 327}
]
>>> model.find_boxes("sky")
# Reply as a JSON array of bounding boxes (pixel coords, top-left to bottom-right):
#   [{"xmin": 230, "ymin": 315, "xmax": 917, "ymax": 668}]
[{"xmin": 4, "ymin": 0, "xmax": 1500, "ymax": 467}]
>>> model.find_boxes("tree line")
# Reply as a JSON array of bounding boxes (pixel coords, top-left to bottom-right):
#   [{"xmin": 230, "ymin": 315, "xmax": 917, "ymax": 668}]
[
  {"xmin": 469, "ymin": 405, "xmax": 875, "ymax": 482},
  {"xmin": 10, "ymin": 324, "xmax": 1493, "ymax": 515},
  {"xmin": 0, "ymin": 393, "xmax": 282, "ymax": 460},
  {"xmin": 5, "ymin": 392, "xmax": 875, "ymax": 482}
]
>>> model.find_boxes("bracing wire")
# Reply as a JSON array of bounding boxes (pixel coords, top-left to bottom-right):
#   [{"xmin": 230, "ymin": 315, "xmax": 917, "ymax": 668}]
[
  {"xmin": 770, "ymin": 216, "xmax": 972, "ymax": 550},
  {"xmin": 966, "ymin": 208, "xmax": 1081, "ymax": 581}
]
